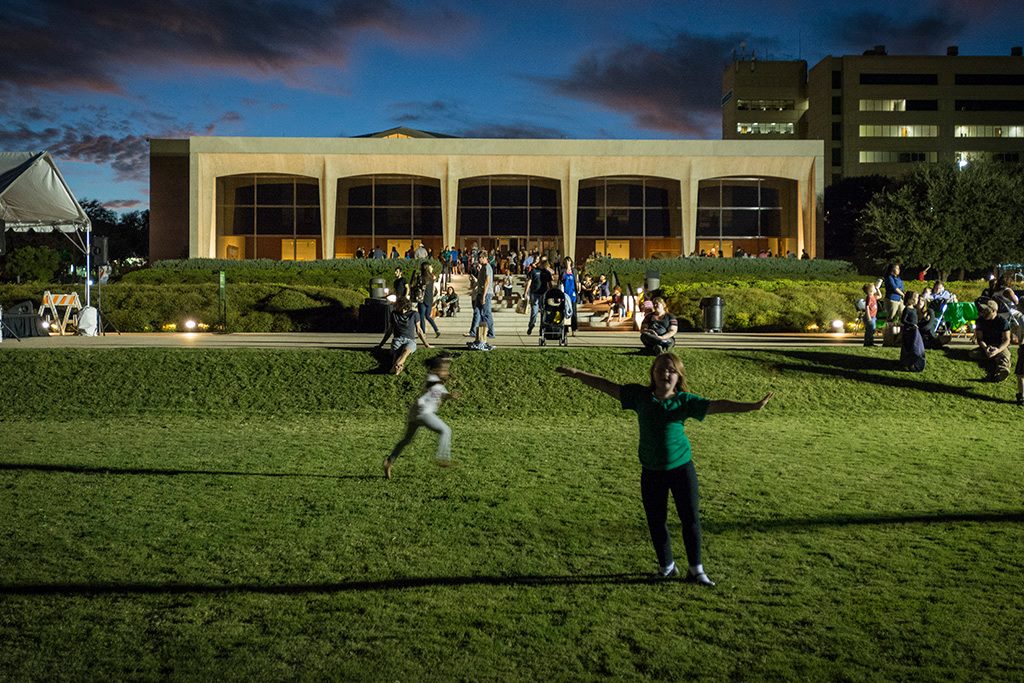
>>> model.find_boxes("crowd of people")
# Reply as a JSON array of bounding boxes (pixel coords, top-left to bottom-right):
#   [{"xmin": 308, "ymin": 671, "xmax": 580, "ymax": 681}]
[{"xmin": 862, "ymin": 262, "xmax": 1023, "ymax": 405}]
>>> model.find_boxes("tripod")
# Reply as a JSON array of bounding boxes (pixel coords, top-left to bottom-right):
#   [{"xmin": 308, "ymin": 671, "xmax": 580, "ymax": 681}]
[
  {"xmin": 95, "ymin": 275, "xmax": 121, "ymax": 336},
  {"xmin": 0, "ymin": 306, "xmax": 23, "ymax": 343}
]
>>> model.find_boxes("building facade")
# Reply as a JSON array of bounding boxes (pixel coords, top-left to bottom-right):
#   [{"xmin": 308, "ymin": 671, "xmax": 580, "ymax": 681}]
[
  {"xmin": 149, "ymin": 131, "xmax": 823, "ymax": 262},
  {"xmin": 724, "ymin": 47, "xmax": 1024, "ymax": 185}
]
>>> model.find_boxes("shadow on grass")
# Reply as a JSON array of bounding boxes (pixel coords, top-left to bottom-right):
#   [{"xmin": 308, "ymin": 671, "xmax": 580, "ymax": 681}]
[
  {"xmin": 737, "ymin": 350, "xmax": 1007, "ymax": 404},
  {"xmin": 0, "ymin": 572, "xmax": 661, "ymax": 597},
  {"xmin": 706, "ymin": 509, "xmax": 1024, "ymax": 534},
  {"xmin": 0, "ymin": 463, "xmax": 374, "ymax": 480}
]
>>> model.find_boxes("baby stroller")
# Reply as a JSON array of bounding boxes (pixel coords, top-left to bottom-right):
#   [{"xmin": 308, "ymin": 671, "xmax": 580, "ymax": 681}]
[{"xmin": 538, "ymin": 288, "xmax": 568, "ymax": 346}]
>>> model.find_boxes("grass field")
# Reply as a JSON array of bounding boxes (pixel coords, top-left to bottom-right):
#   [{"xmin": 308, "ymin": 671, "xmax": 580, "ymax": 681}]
[{"xmin": 1, "ymin": 347, "xmax": 1022, "ymax": 681}]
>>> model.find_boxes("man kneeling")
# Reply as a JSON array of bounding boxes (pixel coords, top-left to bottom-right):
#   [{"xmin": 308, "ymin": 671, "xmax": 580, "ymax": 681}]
[{"xmin": 971, "ymin": 299, "xmax": 1011, "ymax": 382}]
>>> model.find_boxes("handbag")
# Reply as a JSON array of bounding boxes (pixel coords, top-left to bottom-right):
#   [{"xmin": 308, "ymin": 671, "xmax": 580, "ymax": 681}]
[{"xmin": 515, "ymin": 299, "xmax": 527, "ymax": 315}]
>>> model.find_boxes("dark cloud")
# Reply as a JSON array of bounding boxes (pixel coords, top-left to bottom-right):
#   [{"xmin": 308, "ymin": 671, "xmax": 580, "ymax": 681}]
[
  {"xmin": 388, "ymin": 100, "xmax": 568, "ymax": 139},
  {"xmin": 457, "ymin": 123, "xmax": 567, "ymax": 139},
  {"xmin": 543, "ymin": 32, "xmax": 771, "ymax": 136},
  {"xmin": 0, "ymin": 0, "xmax": 471, "ymax": 94},
  {"xmin": 828, "ymin": 9, "xmax": 968, "ymax": 54},
  {"xmin": 102, "ymin": 199, "xmax": 144, "ymax": 210}
]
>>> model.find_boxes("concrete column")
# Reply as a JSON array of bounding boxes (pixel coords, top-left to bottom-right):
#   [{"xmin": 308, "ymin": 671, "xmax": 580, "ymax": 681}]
[
  {"xmin": 796, "ymin": 176, "xmax": 807, "ymax": 256},
  {"xmin": 444, "ymin": 161, "xmax": 459, "ymax": 248},
  {"xmin": 686, "ymin": 176, "xmax": 700, "ymax": 257},
  {"xmin": 322, "ymin": 156, "xmax": 337, "ymax": 258},
  {"xmin": 562, "ymin": 163, "xmax": 579, "ymax": 260}
]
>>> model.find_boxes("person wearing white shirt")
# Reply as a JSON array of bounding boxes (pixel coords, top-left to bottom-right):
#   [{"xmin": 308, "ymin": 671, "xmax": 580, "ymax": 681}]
[{"xmin": 383, "ymin": 355, "xmax": 456, "ymax": 479}]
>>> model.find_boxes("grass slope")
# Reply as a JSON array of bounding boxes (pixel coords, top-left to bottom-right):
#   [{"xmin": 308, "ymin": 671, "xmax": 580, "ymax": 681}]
[{"xmin": 0, "ymin": 347, "xmax": 1022, "ymax": 681}]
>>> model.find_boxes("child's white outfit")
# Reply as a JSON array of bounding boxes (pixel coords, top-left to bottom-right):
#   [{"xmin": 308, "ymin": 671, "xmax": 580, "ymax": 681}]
[{"xmin": 388, "ymin": 374, "xmax": 452, "ymax": 463}]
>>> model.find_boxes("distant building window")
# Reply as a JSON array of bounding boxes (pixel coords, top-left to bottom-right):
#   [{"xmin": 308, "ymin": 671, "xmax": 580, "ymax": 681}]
[
  {"xmin": 859, "ymin": 99, "xmax": 938, "ymax": 111},
  {"xmin": 832, "ymin": 123, "xmax": 842, "ymax": 141},
  {"xmin": 956, "ymin": 151, "xmax": 1023, "ymax": 163},
  {"xmin": 735, "ymin": 122, "xmax": 795, "ymax": 135},
  {"xmin": 736, "ymin": 99, "xmax": 795, "ymax": 111},
  {"xmin": 832, "ymin": 70, "xmax": 842, "ymax": 89},
  {"xmin": 954, "ymin": 125, "xmax": 1023, "ymax": 138},
  {"xmin": 832, "ymin": 148, "xmax": 843, "ymax": 167},
  {"xmin": 955, "ymin": 74, "xmax": 1024, "ymax": 86},
  {"xmin": 859, "ymin": 151, "xmax": 938, "ymax": 164},
  {"xmin": 859, "ymin": 73, "xmax": 938, "ymax": 86},
  {"xmin": 860, "ymin": 99, "xmax": 906, "ymax": 112},
  {"xmin": 832, "ymin": 96, "xmax": 842, "ymax": 115},
  {"xmin": 858, "ymin": 125, "xmax": 938, "ymax": 137},
  {"xmin": 955, "ymin": 100, "xmax": 1024, "ymax": 111}
]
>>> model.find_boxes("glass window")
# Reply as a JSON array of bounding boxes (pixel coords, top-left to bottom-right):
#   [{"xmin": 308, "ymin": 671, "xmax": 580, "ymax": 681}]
[
  {"xmin": 578, "ymin": 184, "xmax": 601, "ymax": 207},
  {"xmin": 459, "ymin": 208, "xmax": 489, "ymax": 236},
  {"xmin": 697, "ymin": 184, "xmax": 720, "ymax": 207},
  {"xmin": 760, "ymin": 209, "xmax": 782, "ymax": 236},
  {"xmin": 345, "ymin": 208, "xmax": 373, "ymax": 235},
  {"xmin": 347, "ymin": 183, "xmax": 373, "ymax": 206},
  {"xmin": 695, "ymin": 209, "xmax": 720, "ymax": 237},
  {"xmin": 295, "ymin": 208, "xmax": 321, "ymax": 235},
  {"xmin": 257, "ymin": 178, "xmax": 294, "ymax": 205},
  {"xmin": 228, "ymin": 207, "xmax": 254, "ymax": 236},
  {"xmin": 413, "ymin": 183, "xmax": 441, "ymax": 207},
  {"xmin": 256, "ymin": 207, "xmax": 292, "ymax": 235},
  {"xmin": 530, "ymin": 208, "xmax": 560, "ymax": 236},
  {"xmin": 721, "ymin": 209, "xmax": 759, "ymax": 236},
  {"xmin": 490, "ymin": 182, "xmax": 528, "ymax": 207},
  {"xmin": 459, "ymin": 184, "xmax": 490, "ymax": 207},
  {"xmin": 374, "ymin": 207, "xmax": 412, "ymax": 235},
  {"xmin": 491, "ymin": 207, "xmax": 528, "ymax": 233},
  {"xmin": 375, "ymin": 182, "xmax": 412, "ymax": 207},
  {"xmin": 605, "ymin": 209, "xmax": 635, "ymax": 237},
  {"xmin": 529, "ymin": 182, "xmax": 559, "ymax": 207},
  {"xmin": 576, "ymin": 208, "xmax": 603, "ymax": 236},
  {"xmin": 414, "ymin": 207, "xmax": 443, "ymax": 234},
  {"xmin": 645, "ymin": 208, "xmax": 671, "ymax": 237},
  {"xmin": 295, "ymin": 181, "xmax": 319, "ymax": 205},
  {"xmin": 721, "ymin": 183, "xmax": 759, "ymax": 208}
]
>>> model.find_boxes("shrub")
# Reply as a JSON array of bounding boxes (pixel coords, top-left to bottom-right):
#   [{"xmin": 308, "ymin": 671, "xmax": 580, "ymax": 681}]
[
  {"xmin": 584, "ymin": 256, "xmax": 858, "ymax": 284},
  {"xmin": 3, "ymin": 245, "xmax": 62, "ymax": 283}
]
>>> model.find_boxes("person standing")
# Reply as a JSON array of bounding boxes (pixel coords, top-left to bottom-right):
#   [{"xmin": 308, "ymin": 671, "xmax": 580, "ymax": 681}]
[
  {"xmin": 383, "ymin": 354, "xmax": 456, "ymax": 479},
  {"xmin": 524, "ymin": 256, "xmax": 552, "ymax": 336},
  {"xmin": 884, "ymin": 263, "xmax": 906, "ymax": 331},
  {"xmin": 392, "ymin": 267, "xmax": 407, "ymax": 299},
  {"xmin": 467, "ymin": 250, "xmax": 494, "ymax": 342},
  {"xmin": 561, "ymin": 256, "xmax": 579, "ymax": 336},
  {"xmin": 415, "ymin": 261, "xmax": 440, "ymax": 338},
  {"xmin": 863, "ymin": 282, "xmax": 879, "ymax": 347},
  {"xmin": 556, "ymin": 354, "xmax": 773, "ymax": 585}
]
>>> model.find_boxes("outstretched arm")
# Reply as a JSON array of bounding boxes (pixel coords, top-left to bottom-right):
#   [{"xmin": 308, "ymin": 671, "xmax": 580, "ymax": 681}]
[
  {"xmin": 556, "ymin": 366, "xmax": 621, "ymax": 401},
  {"xmin": 706, "ymin": 392, "xmax": 774, "ymax": 415}
]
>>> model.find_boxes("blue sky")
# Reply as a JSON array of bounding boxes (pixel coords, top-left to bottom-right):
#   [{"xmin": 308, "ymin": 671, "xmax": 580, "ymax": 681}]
[{"xmin": 1, "ymin": 0, "xmax": 1020, "ymax": 211}]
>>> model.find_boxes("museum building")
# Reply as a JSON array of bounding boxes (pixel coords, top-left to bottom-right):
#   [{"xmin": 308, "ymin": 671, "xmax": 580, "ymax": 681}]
[{"xmin": 149, "ymin": 128, "xmax": 823, "ymax": 262}]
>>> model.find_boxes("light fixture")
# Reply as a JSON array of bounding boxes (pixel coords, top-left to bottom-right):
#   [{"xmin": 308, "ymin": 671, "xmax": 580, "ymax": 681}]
[
  {"xmin": 184, "ymin": 319, "xmax": 197, "ymax": 331},
  {"xmin": 831, "ymin": 319, "xmax": 844, "ymax": 332}
]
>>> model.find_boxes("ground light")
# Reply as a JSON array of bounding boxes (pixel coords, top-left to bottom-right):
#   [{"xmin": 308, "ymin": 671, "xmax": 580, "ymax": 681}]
[
  {"xmin": 831, "ymin": 319, "xmax": 844, "ymax": 332},
  {"xmin": 184, "ymin": 319, "xmax": 197, "ymax": 331}
]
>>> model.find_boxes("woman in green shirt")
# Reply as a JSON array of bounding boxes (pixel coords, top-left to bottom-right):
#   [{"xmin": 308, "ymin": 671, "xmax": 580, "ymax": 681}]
[{"xmin": 557, "ymin": 353, "xmax": 772, "ymax": 586}]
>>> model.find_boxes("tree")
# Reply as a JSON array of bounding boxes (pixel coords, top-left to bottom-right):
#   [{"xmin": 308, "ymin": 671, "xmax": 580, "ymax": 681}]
[
  {"xmin": 824, "ymin": 175, "xmax": 896, "ymax": 266},
  {"xmin": 5, "ymin": 245, "xmax": 61, "ymax": 282},
  {"xmin": 860, "ymin": 162, "xmax": 1024, "ymax": 281},
  {"xmin": 80, "ymin": 199, "xmax": 149, "ymax": 261}
]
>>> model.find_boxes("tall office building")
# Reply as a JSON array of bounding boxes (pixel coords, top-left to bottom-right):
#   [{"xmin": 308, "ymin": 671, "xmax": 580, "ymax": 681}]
[{"xmin": 725, "ymin": 47, "xmax": 1024, "ymax": 185}]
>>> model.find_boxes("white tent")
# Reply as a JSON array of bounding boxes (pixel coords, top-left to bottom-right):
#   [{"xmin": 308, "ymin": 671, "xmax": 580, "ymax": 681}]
[{"xmin": 1, "ymin": 151, "xmax": 94, "ymax": 304}]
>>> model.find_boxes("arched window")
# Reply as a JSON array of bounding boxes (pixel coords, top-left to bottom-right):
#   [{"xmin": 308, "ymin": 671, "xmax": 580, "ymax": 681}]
[
  {"xmin": 336, "ymin": 175, "xmax": 441, "ymax": 256},
  {"xmin": 576, "ymin": 176, "xmax": 680, "ymax": 259},
  {"xmin": 457, "ymin": 175, "xmax": 560, "ymax": 253},
  {"xmin": 217, "ymin": 174, "xmax": 320, "ymax": 260},
  {"xmin": 696, "ymin": 177, "xmax": 796, "ymax": 257}
]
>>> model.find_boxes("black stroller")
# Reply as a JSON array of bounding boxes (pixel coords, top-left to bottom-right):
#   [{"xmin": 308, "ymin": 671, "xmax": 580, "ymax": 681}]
[{"xmin": 538, "ymin": 287, "xmax": 568, "ymax": 346}]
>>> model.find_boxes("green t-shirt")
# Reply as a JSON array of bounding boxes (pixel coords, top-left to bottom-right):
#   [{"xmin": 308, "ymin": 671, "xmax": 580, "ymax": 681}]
[{"xmin": 620, "ymin": 384, "xmax": 711, "ymax": 470}]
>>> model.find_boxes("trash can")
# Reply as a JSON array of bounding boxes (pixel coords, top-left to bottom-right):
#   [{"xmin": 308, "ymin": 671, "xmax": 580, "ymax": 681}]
[
  {"xmin": 369, "ymin": 278, "xmax": 387, "ymax": 300},
  {"xmin": 359, "ymin": 298, "xmax": 392, "ymax": 332},
  {"xmin": 644, "ymin": 270, "xmax": 660, "ymax": 294},
  {"xmin": 699, "ymin": 296, "xmax": 725, "ymax": 333}
]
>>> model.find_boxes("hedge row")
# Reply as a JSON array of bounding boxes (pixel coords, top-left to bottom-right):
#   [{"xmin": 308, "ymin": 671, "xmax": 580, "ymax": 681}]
[
  {"xmin": 0, "ymin": 283, "xmax": 364, "ymax": 333},
  {"xmin": 584, "ymin": 256, "xmax": 859, "ymax": 284},
  {"xmin": 122, "ymin": 257, "xmax": 440, "ymax": 290}
]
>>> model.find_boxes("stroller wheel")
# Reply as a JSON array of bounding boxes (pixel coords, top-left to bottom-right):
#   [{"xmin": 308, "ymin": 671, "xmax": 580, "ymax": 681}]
[{"xmin": 538, "ymin": 338, "xmax": 545, "ymax": 346}]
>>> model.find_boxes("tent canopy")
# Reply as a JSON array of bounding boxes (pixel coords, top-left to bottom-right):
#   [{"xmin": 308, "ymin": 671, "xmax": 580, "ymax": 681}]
[{"xmin": 0, "ymin": 151, "xmax": 90, "ymax": 233}]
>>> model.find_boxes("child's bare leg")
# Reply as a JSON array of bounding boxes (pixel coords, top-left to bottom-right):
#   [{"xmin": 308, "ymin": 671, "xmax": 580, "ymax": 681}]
[{"xmin": 392, "ymin": 348, "xmax": 412, "ymax": 374}]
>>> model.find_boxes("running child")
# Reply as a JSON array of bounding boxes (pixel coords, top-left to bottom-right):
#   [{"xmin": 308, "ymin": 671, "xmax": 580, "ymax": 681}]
[
  {"xmin": 383, "ymin": 355, "xmax": 456, "ymax": 479},
  {"xmin": 557, "ymin": 354, "xmax": 773, "ymax": 586}
]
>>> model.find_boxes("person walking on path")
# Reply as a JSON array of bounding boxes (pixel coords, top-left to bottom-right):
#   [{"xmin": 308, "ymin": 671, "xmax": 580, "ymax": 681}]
[
  {"xmin": 561, "ymin": 256, "xmax": 579, "ymax": 335},
  {"xmin": 524, "ymin": 256, "xmax": 552, "ymax": 336},
  {"xmin": 383, "ymin": 355, "xmax": 456, "ymax": 479},
  {"xmin": 413, "ymin": 262, "xmax": 441, "ymax": 338},
  {"xmin": 556, "ymin": 354, "xmax": 773, "ymax": 586}
]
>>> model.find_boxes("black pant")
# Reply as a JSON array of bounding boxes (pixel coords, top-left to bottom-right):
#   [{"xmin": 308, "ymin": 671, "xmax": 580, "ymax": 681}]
[{"xmin": 640, "ymin": 462, "xmax": 701, "ymax": 568}]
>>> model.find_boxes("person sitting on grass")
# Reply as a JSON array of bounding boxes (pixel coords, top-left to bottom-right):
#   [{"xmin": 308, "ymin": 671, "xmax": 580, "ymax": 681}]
[
  {"xmin": 639, "ymin": 297, "xmax": 678, "ymax": 355},
  {"xmin": 383, "ymin": 354, "xmax": 456, "ymax": 480},
  {"xmin": 897, "ymin": 291, "xmax": 926, "ymax": 372},
  {"xmin": 375, "ymin": 295, "xmax": 432, "ymax": 375},
  {"xmin": 1015, "ymin": 337, "xmax": 1024, "ymax": 407},
  {"xmin": 971, "ymin": 299, "xmax": 1011, "ymax": 382},
  {"xmin": 556, "ymin": 354, "xmax": 773, "ymax": 586}
]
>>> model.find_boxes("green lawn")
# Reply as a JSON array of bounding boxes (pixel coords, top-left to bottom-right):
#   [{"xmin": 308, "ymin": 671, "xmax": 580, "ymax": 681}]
[{"xmin": 0, "ymin": 347, "xmax": 1021, "ymax": 681}]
